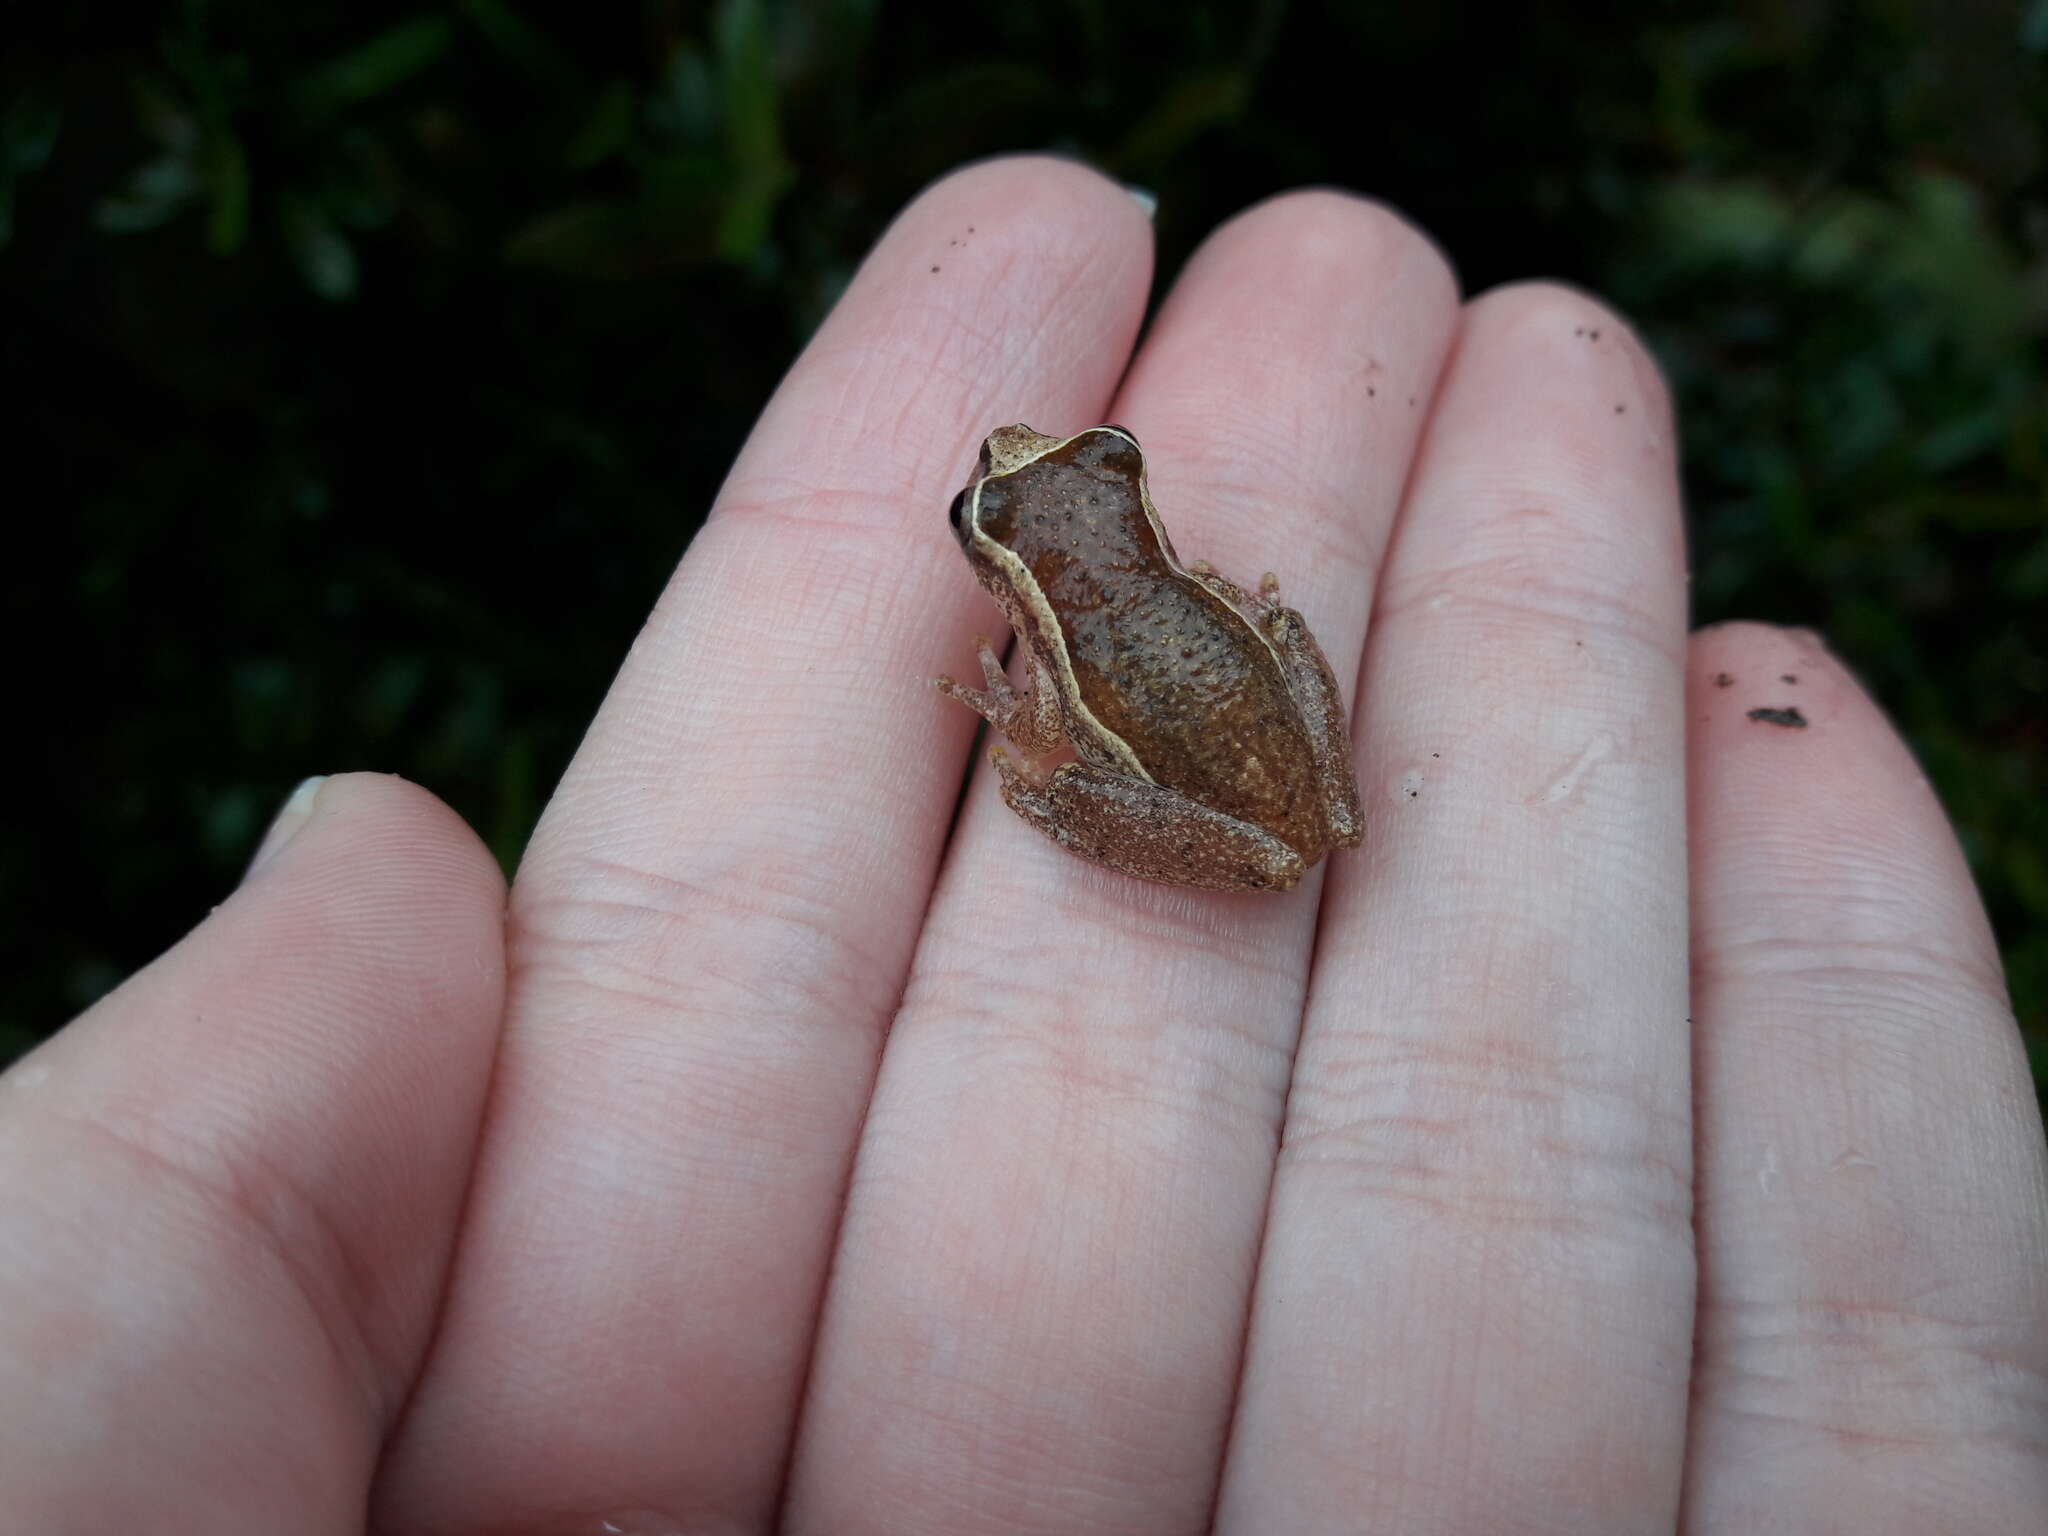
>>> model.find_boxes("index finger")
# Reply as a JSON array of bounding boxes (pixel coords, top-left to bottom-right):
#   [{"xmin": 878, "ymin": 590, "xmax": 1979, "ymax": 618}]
[{"xmin": 374, "ymin": 157, "xmax": 1154, "ymax": 1534}]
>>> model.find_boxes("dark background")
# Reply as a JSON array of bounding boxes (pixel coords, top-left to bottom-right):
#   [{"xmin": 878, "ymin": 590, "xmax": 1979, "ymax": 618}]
[{"xmin": 3, "ymin": 1, "xmax": 2043, "ymax": 1090}]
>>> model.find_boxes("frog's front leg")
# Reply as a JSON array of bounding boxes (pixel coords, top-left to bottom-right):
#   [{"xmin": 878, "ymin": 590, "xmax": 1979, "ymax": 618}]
[
  {"xmin": 934, "ymin": 636, "xmax": 1066, "ymax": 757},
  {"xmin": 987, "ymin": 751, "xmax": 1307, "ymax": 892}
]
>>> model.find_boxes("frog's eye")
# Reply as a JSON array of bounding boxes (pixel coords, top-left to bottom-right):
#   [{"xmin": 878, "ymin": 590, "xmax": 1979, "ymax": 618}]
[{"xmin": 947, "ymin": 487, "xmax": 972, "ymax": 536}]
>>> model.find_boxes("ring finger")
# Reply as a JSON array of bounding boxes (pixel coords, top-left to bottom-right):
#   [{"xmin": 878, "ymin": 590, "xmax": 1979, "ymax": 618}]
[{"xmin": 1219, "ymin": 284, "xmax": 1697, "ymax": 1533}]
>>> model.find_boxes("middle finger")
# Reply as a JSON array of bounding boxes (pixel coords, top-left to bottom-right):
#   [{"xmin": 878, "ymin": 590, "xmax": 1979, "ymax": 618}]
[{"xmin": 785, "ymin": 191, "xmax": 1460, "ymax": 1534}]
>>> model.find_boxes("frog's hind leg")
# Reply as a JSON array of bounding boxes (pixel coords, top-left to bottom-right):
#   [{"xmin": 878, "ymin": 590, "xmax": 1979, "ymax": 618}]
[
  {"xmin": 988, "ymin": 752, "xmax": 1307, "ymax": 892},
  {"xmin": 934, "ymin": 637, "xmax": 1066, "ymax": 757},
  {"xmin": 1258, "ymin": 604, "xmax": 1363, "ymax": 848},
  {"xmin": 1184, "ymin": 559, "xmax": 1268, "ymax": 615},
  {"xmin": 1186, "ymin": 565, "xmax": 1362, "ymax": 849}
]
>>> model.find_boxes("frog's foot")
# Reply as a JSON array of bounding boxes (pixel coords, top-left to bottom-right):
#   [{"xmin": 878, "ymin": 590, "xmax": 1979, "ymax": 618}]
[
  {"xmin": 989, "ymin": 755, "xmax": 1309, "ymax": 893},
  {"xmin": 934, "ymin": 637, "xmax": 1065, "ymax": 757}
]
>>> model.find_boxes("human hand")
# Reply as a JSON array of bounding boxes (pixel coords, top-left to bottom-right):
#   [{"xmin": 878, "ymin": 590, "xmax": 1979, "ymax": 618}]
[{"xmin": 5, "ymin": 158, "xmax": 2043, "ymax": 1534}]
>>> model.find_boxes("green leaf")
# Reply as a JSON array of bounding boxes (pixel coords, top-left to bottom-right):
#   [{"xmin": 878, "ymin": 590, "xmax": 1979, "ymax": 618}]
[
  {"xmin": 0, "ymin": 87, "xmax": 63, "ymax": 247},
  {"xmin": 854, "ymin": 61, "xmax": 1056, "ymax": 188},
  {"xmin": 131, "ymin": 73, "xmax": 199, "ymax": 154},
  {"xmin": 282, "ymin": 194, "xmax": 358, "ymax": 299},
  {"xmin": 94, "ymin": 153, "xmax": 202, "ymax": 232},
  {"xmin": 502, "ymin": 176, "xmax": 723, "ymax": 278},
  {"xmin": 2023, "ymin": 0, "xmax": 2048, "ymax": 52},
  {"xmin": 2, "ymin": 88, "xmax": 61, "ymax": 172},
  {"xmin": 649, "ymin": 46, "xmax": 717, "ymax": 144},
  {"xmin": 297, "ymin": 15, "xmax": 455, "ymax": 114},
  {"xmin": 2010, "ymin": 839, "xmax": 2048, "ymax": 918},
  {"xmin": 1650, "ymin": 179, "xmax": 1794, "ymax": 270},
  {"xmin": 458, "ymin": 0, "xmax": 580, "ymax": 90},
  {"xmin": 712, "ymin": 0, "xmax": 794, "ymax": 262},
  {"xmin": 1113, "ymin": 68, "xmax": 1249, "ymax": 172},
  {"xmin": 205, "ymin": 130, "xmax": 249, "ymax": 253},
  {"xmin": 566, "ymin": 80, "xmax": 636, "ymax": 168}
]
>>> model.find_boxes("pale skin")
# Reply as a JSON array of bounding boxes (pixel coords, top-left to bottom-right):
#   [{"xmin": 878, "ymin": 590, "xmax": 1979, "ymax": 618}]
[{"xmin": 1, "ymin": 157, "xmax": 2043, "ymax": 1534}]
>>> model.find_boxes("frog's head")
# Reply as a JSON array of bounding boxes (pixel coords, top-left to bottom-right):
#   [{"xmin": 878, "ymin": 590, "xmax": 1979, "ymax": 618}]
[{"xmin": 949, "ymin": 423, "xmax": 1144, "ymax": 550}]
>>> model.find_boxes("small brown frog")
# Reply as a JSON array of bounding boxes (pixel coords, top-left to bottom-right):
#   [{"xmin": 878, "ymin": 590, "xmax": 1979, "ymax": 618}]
[{"xmin": 936, "ymin": 424, "xmax": 1362, "ymax": 891}]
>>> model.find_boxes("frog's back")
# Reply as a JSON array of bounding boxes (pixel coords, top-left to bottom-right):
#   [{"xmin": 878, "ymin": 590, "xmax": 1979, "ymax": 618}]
[{"xmin": 983, "ymin": 432, "xmax": 1328, "ymax": 854}]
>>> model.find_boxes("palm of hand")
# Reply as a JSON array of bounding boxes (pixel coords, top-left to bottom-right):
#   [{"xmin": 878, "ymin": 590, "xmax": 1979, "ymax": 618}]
[{"xmin": 5, "ymin": 159, "xmax": 2043, "ymax": 1534}]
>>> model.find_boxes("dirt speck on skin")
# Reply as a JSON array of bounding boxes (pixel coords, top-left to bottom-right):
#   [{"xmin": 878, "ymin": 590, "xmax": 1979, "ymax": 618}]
[
  {"xmin": 1713, "ymin": 672, "xmax": 1735, "ymax": 688},
  {"xmin": 1781, "ymin": 673, "xmax": 1798, "ymax": 684},
  {"xmin": 1747, "ymin": 706, "xmax": 1807, "ymax": 728}
]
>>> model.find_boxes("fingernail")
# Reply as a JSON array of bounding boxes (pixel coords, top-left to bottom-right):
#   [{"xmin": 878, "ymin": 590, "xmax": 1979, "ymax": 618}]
[
  {"xmin": 247, "ymin": 776, "xmax": 327, "ymax": 877},
  {"xmin": 1124, "ymin": 184, "xmax": 1157, "ymax": 219}
]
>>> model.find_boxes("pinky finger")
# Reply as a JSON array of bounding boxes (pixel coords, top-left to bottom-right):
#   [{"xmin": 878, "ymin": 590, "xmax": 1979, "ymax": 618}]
[{"xmin": 1682, "ymin": 624, "xmax": 2048, "ymax": 1532}]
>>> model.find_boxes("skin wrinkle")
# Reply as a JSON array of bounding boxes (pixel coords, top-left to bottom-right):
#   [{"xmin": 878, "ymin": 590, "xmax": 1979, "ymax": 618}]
[
  {"xmin": 800, "ymin": 248, "xmax": 1112, "ymax": 490},
  {"xmin": 1374, "ymin": 545, "xmax": 1686, "ymax": 662},
  {"xmin": 1703, "ymin": 1293, "xmax": 2048, "ymax": 1385},
  {"xmin": 78, "ymin": 814, "xmax": 500, "ymax": 1392},
  {"xmin": 513, "ymin": 847, "xmax": 893, "ymax": 1009},
  {"xmin": 738, "ymin": 185, "xmax": 1149, "ymax": 511},
  {"xmin": 44, "ymin": 1107, "xmax": 387, "ymax": 1424},
  {"xmin": 906, "ymin": 964, "xmax": 1299, "ymax": 1135},
  {"xmin": 1405, "ymin": 484, "xmax": 1677, "ymax": 581},
  {"xmin": 564, "ymin": 539, "xmax": 980, "ymax": 864},
  {"xmin": 917, "ymin": 843, "xmax": 1302, "ymax": 974},
  {"xmin": 909, "ymin": 910, "xmax": 1289, "ymax": 1087},
  {"xmin": 909, "ymin": 933, "xmax": 1302, "ymax": 1097},
  {"xmin": 1152, "ymin": 452, "xmax": 1385, "ymax": 607},
  {"xmin": 644, "ymin": 521, "xmax": 957, "ymax": 684},
  {"xmin": 1034, "ymin": 884, "xmax": 1312, "ymax": 975},
  {"xmin": 1281, "ymin": 1041, "xmax": 1693, "ymax": 1237},
  {"xmin": 1703, "ymin": 858, "xmax": 2007, "ymax": 987},
  {"xmin": 957, "ymin": 1016, "xmax": 1287, "ymax": 1164},
  {"xmin": 1703, "ymin": 933, "xmax": 2010, "ymax": 1001}
]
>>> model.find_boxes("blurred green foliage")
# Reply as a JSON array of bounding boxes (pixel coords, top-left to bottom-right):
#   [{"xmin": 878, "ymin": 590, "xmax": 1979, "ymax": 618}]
[{"xmin": 2, "ymin": 1, "xmax": 2043, "ymax": 1087}]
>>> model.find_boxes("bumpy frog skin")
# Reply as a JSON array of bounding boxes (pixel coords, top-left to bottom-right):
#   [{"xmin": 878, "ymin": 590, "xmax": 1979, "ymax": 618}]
[{"xmin": 935, "ymin": 424, "xmax": 1363, "ymax": 892}]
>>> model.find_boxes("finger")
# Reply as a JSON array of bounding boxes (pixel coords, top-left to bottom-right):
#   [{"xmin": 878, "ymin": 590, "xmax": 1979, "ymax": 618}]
[
  {"xmin": 0, "ymin": 775, "xmax": 505, "ymax": 1531},
  {"xmin": 1680, "ymin": 623, "xmax": 2048, "ymax": 1532},
  {"xmin": 784, "ymin": 191, "xmax": 1459, "ymax": 1535},
  {"xmin": 374, "ymin": 158, "xmax": 1155, "ymax": 1533},
  {"xmin": 1219, "ymin": 286, "xmax": 1696, "ymax": 1533}
]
